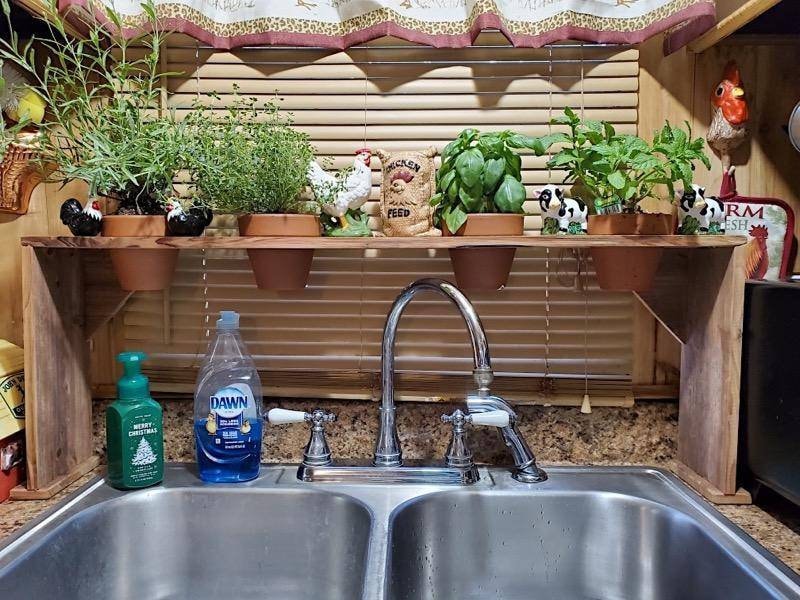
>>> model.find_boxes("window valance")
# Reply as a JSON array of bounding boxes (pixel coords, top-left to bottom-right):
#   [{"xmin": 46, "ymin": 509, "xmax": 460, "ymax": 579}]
[{"xmin": 58, "ymin": 0, "xmax": 715, "ymax": 54}]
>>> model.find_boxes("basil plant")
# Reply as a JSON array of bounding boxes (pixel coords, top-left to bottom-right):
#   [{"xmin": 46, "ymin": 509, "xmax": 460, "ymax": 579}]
[{"xmin": 431, "ymin": 128, "xmax": 540, "ymax": 234}]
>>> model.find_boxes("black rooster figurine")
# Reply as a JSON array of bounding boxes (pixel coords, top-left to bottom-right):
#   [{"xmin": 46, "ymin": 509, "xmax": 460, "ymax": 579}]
[
  {"xmin": 60, "ymin": 198, "xmax": 103, "ymax": 236},
  {"xmin": 166, "ymin": 201, "xmax": 213, "ymax": 236}
]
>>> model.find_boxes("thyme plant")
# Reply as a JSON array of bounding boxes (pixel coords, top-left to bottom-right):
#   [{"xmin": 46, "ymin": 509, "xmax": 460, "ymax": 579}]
[{"xmin": 184, "ymin": 91, "xmax": 316, "ymax": 214}]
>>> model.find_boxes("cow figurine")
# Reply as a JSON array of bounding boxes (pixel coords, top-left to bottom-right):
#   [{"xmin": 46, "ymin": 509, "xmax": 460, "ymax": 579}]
[
  {"xmin": 537, "ymin": 184, "xmax": 563, "ymax": 235},
  {"xmin": 537, "ymin": 185, "xmax": 588, "ymax": 235},
  {"xmin": 678, "ymin": 184, "xmax": 726, "ymax": 235},
  {"xmin": 560, "ymin": 195, "xmax": 588, "ymax": 235}
]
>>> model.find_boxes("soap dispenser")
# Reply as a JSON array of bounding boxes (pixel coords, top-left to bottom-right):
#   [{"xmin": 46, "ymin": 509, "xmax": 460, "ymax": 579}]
[{"xmin": 106, "ymin": 352, "xmax": 164, "ymax": 489}]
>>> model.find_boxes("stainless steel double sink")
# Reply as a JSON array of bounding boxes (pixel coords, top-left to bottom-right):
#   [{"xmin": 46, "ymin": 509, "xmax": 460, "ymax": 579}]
[{"xmin": 1, "ymin": 464, "xmax": 798, "ymax": 599}]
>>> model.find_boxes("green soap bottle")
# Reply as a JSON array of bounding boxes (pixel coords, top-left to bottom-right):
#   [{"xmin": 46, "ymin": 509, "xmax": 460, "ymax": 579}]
[{"xmin": 106, "ymin": 352, "xmax": 164, "ymax": 489}]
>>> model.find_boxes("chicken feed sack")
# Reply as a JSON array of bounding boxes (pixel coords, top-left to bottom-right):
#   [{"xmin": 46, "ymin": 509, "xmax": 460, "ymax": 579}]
[
  {"xmin": 376, "ymin": 148, "xmax": 441, "ymax": 237},
  {"xmin": 724, "ymin": 197, "xmax": 794, "ymax": 281}
]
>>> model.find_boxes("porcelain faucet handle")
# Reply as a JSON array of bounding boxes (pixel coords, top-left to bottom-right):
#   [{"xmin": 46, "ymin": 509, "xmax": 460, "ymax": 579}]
[
  {"xmin": 468, "ymin": 410, "xmax": 510, "ymax": 428},
  {"xmin": 267, "ymin": 408, "xmax": 308, "ymax": 425},
  {"xmin": 267, "ymin": 408, "xmax": 336, "ymax": 467}
]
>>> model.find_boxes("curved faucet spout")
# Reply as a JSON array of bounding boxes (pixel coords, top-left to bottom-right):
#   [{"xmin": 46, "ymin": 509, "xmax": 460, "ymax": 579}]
[{"xmin": 375, "ymin": 278, "xmax": 492, "ymax": 467}]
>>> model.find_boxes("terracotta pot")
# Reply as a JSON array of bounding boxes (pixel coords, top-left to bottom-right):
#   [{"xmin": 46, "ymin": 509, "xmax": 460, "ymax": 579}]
[
  {"xmin": 238, "ymin": 214, "xmax": 321, "ymax": 290},
  {"xmin": 588, "ymin": 213, "xmax": 676, "ymax": 292},
  {"xmin": 102, "ymin": 215, "xmax": 177, "ymax": 292},
  {"xmin": 442, "ymin": 213, "xmax": 524, "ymax": 291}
]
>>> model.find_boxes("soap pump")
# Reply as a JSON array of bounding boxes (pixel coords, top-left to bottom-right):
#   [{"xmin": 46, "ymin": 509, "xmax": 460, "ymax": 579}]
[{"xmin": 106, "ymin": 351, "xmax": 164, "ymax": 489}]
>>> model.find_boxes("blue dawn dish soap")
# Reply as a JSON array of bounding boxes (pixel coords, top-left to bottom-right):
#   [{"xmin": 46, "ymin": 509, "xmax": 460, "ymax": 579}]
[{"xmin": 194, "ymin": 311, "xmax": 263, "ymax": 482}]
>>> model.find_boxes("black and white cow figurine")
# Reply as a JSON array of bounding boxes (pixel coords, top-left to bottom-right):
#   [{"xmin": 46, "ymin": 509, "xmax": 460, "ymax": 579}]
[
  {"xmin": 558, "ymin": 195, "xmax": 588, "ymax": 235},
  {"xmin": 537, "ymin": 184, "xmax": 563, "ymax": 235},
  {"xmin": 537, "ymin": 185, "xmax": 588, "ymax": 235},
  {"xmin": 678, "ymin": 184, "xmax": 726, "ymax": 235}
]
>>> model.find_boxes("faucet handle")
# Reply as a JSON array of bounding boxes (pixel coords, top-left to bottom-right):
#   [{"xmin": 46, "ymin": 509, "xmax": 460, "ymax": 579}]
[
  {"xmin": 267, "ymin": 408, "xmax": 308, "ymax": 424},
  {"xmin": 440, "ymin": 408, "xmax": 508, "ymax": 470},
  {"xmin": 468, "ymin": 410, "xmax": 509, "ymax": 428},
  {"xmin": 267, "ymin": 408, "xmax": 336, "ymax": 467},
  {"xmin": 441, "ymin": 409, "xmax": 473, "ymax": 469}
]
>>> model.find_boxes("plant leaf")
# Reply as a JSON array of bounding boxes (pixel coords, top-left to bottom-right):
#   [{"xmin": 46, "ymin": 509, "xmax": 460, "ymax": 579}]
[
  {"xmin": 482, "ymin": 157, "xmax": 505, "ymax": 194},
  {"xmin": 455, "ymin": 147, "xmax": 484, "ymax": 187},
  {"xmin": 494, "ymin": 175, "xmax": 526, "ymax": 213},
  {"xmin": 608, "ymin": 171, "xmax": 626, "ymax": 190},
  {"xmin": 444, "ymin": 204, "xmax": 468, "ymax": 234}
]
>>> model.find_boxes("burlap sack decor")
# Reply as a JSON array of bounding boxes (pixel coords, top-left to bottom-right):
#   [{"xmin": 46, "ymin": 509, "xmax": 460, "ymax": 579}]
[{"xmin": 376, "ymin": 147, "xmax": 441, "ymax": 237}]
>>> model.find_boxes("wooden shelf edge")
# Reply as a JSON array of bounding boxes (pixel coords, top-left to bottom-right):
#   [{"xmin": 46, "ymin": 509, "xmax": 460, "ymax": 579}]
[
  {"xmin": 11, "ymin": 455, "xmax": 101, "ymax": 501},
  {"xmin": 688, "ymin": 0, "xmax": 783, "ymax": 53},
  {"xmin": 675, "ymin": 462, "xmax": 752, "ymax": 505},
  {"xmin": 21, "ymin": 235, "xmax": 749, "ymax": 250}
]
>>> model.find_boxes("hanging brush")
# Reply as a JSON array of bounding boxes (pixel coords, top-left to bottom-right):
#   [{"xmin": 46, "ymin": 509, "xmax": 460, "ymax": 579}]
[{"xmin": 0, "ymin": 61, "xmax": 45, "ymax": 125}]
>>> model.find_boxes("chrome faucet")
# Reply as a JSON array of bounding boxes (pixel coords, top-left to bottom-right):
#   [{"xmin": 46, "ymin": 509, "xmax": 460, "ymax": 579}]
[
  {"xmin": 268, "ymin": 278, "xmax": 546, "ymax": 484},
  {"xmin": 374, "ymin": 278, "xmax": 492, "ymax": 467}
]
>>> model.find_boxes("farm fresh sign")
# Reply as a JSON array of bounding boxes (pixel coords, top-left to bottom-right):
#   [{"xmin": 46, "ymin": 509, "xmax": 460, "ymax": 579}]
[{"xmin": 725, "ymin": 199, "xmax": 792, "ymax": 281}]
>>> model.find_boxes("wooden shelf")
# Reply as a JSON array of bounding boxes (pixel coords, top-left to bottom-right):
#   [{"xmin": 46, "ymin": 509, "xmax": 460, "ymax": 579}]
[
  {"xmin": 22, "ymin": 235, "xmax": 748, "ymax": 250},
  {"xmin": 18, "ymin": 234, "xmax": 752, "ymax": 506}
]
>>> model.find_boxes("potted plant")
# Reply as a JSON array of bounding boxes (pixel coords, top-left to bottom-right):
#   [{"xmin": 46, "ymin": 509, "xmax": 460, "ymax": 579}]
[
  {"xmin": 539, "ymin": 108, "xmax": 710, "ymax": 291},
  {"xmin": 0, "ymin": 0, "xmax": 204, "ymax": 291},
  {"xmin": 185, "ymin": 92, "xmax": 318, "ymax": 290},
  {"xmin": 431, "ymin": 128, "xmax": 536, "ymax": 290}
]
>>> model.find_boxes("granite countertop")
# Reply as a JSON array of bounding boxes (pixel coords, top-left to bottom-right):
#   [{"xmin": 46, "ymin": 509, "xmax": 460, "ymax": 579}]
[{"xmin": 1, "ymin": 400, "xmax": 798, "ymax": 576}]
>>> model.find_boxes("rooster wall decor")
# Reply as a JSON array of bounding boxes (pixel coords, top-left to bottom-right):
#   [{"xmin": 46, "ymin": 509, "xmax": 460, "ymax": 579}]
[
  {"xmin": 707, "ymin": 61, "xmax": 749, "ymax": 175},
  {"xmin": 307, "ymin": 148, "xmax": 372, "ymax": 237}
]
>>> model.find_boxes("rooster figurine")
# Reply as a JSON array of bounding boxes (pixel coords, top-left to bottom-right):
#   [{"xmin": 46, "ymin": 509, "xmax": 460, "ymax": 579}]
[
  {"xmin": 59, "ymin": 198, "xmax": 102, "ymax": 236},
  {"xmin": 707, "ymin": 61, "xmax": 749, "ymax": 175},
  {"xmin": 307, "ymin": 148, "xmax": 373, "ymax": 237},
  {"xmin": 166, "ymin": 201, "xmax": 213, "ymax": 237},
  {"xmin": 745, "ymin": 224, "xmax": 770, "ymax": 280}
]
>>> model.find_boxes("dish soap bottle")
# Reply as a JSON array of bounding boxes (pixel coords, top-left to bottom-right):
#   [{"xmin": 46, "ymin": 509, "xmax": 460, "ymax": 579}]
[
  {"xmin": 194, "ymin": 311, "xmax": 263, "ymax": 482},
  {"xmin": 106, "ymin": 352, "xmax": 164, "ymax": 489}
]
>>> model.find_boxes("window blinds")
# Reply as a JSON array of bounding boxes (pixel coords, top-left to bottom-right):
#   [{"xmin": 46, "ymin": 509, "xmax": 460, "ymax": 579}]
[{"xmin": 117, "ymin": 33, "xmax": 638, "ymax": 404}]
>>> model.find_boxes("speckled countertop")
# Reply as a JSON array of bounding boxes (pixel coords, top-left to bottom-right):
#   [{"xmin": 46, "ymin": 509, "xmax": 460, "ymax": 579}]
[{"xmin": 1, "ymin": 399, "xmax": 798, "ymax": 576}]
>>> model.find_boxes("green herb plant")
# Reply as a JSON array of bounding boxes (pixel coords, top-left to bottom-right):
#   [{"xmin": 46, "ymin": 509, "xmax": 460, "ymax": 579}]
[
  {"xmin": 184, "ymin": 90, "xmax": 316, "ymax": 214},
  {"xmin": 430, "ymin": 128, "xmax": 540, "ymax": 234},
  {"xmin": 540, "ymin": 108, "xmax": 709, "ymax": 214},
  {"xmin": 0, "ymin": 0, "xmax": 183, "ymax": 214}
]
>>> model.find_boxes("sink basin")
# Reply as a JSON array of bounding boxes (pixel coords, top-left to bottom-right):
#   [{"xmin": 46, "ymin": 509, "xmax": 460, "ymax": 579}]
[
  {"xmin": 0, "ymin": 467, "xmax": 371, "ymax": 600},
  {"xmin": 1, "ymin": 465, "xmax": 798, "ymax": 600},
  {"xmin": 387, "ymin": 490, "xmax": 788, "ymax": 600}
]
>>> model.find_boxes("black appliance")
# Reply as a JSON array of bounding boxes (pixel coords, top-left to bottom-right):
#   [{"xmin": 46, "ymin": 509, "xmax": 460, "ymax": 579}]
[{"xmin": 740, "ymin": 279, "xmax": 800, "ymax": 505}]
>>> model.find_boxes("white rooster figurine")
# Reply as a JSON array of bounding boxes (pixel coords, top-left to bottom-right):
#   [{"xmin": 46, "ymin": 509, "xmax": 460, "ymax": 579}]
[{"xmin": 307, "ymin": 148, "xmax": 373, "ymax": 237}]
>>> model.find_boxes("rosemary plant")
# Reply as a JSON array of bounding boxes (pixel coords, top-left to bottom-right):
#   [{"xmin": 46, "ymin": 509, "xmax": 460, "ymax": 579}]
[{"xmin": 0, "ymin": 0, "xmax": 184, "ymax": 214}]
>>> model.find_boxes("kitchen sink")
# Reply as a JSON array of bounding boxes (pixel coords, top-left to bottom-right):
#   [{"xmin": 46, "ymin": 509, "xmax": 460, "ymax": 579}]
[
  {"xmin": 388, "ymin": 491, "xmax": 789, "ymax": 600},
  {"xmin": 0, "ymin": 467, "xmax": 371, "ymax": 600},
  {"xmin": 1, "ymin": 464, "xmax": 798, "ymax": 599}
]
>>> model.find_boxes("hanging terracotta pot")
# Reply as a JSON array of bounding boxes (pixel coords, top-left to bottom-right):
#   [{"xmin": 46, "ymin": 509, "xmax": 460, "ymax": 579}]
[
  {"xmin": 442, "ymin": 213, "xmax": 524, "ymax": 291},
  {"xmin": 102, "ymin": 215, "xmax": 177, "ymax": 292},
  {"xmin": 588, "ymin": 213, "xmax": 675, "ymax": 292},
  {"xmin": 238, "ymin": 214, "xmax": 321, "ymax": 290}
]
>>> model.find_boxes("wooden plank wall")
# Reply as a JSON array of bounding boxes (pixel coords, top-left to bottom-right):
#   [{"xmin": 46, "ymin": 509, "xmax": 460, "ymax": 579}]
[
  {"xmin": 635, "ymin": 33, "xmax": 800, "ymax": 383},
  {"xmin": 0, "ymin": 182, "xmax": 80, "ymax": 346}
]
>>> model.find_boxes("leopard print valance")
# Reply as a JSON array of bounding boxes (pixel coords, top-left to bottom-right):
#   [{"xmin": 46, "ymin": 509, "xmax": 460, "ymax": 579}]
[{"xmin": 58, "ymin": 0, "xmax": 715, "ymax": 54}]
